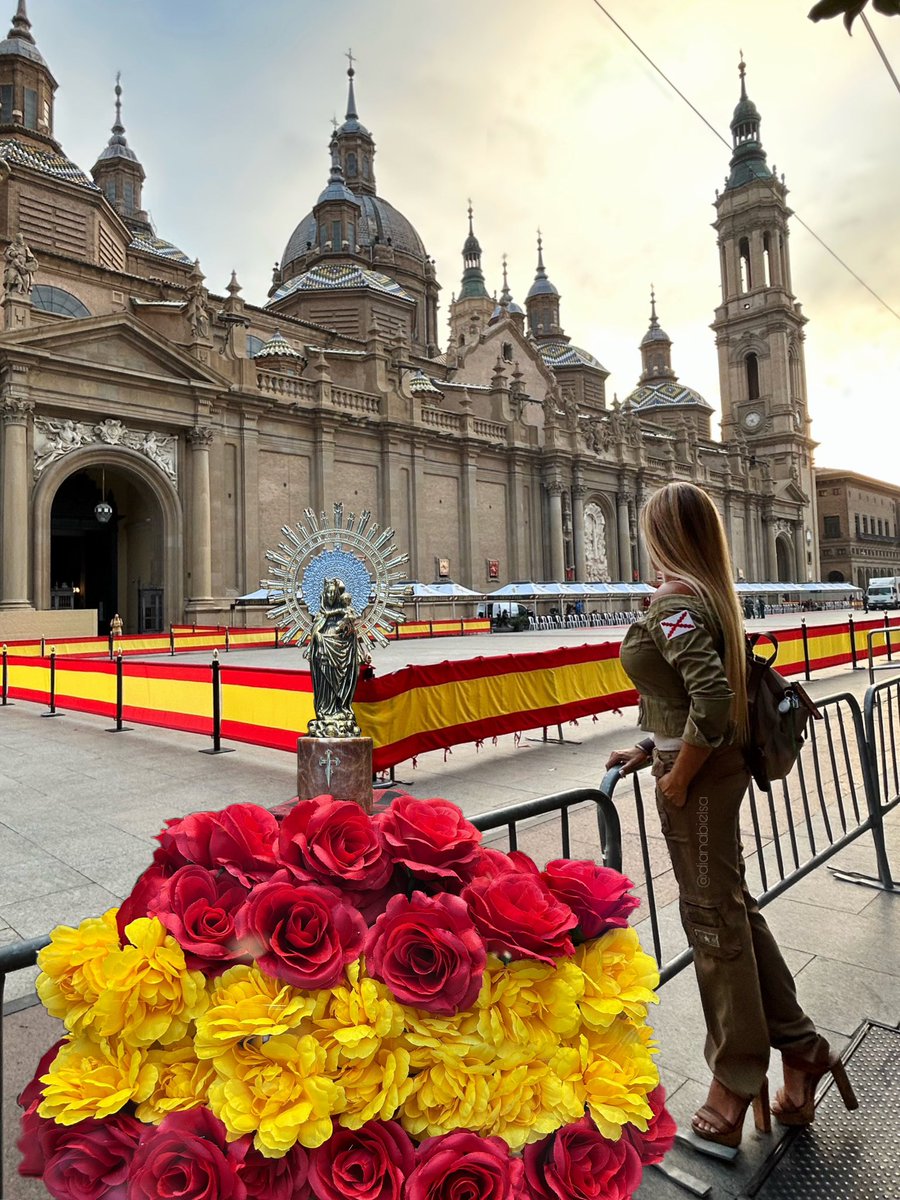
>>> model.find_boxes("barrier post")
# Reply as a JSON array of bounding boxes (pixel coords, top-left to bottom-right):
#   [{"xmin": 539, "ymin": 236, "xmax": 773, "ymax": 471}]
[
  {"xmin": 274, "ymin": 626, "xmax": 279, "ymax": 648},
  {"xmin": 41, "ymin": 647, "xmax": 62, "ymax": 718},
  {"xmin": 1, "ymin": 644, "xmax": 12, "ymax": 706},
  {"xmin": 225, "ymin": 627, "xmax": 230, "ymax": 653},
  {"xmin": 801, "ymin": 618, "xmax": 811, "ymax": 681},
  {"xmin": 40, "ymin": 636, "xmax": 45, "ymax": 656},
  {"xmin": 106, "ymin": 651, "xmax": 133, "ymax": 733},
  {"xmin": 848, "ymin": 613, "xmax": 857, "ymax": 670},
  {"xmin": 108, "ymin": 632, "xmax": 114, "ymax": 661},
  {"xmin": 200, "ymin": 650, "xmax": 234, "ymax": 755},
  {"xmin": 169, "ymin": 625, "xmax": 176, "ymax": 656}
]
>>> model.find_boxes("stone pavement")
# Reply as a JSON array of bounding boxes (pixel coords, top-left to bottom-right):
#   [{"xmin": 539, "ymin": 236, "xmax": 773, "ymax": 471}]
[{"xmin": 1, "ymin": 635, "xmax": 899, "ymax": 1197}]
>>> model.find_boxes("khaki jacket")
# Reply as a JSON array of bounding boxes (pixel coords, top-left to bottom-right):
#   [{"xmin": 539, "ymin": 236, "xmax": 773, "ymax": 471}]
[{"xmin": 620, "ymin": 593, "xmax": 736, "ymax": 749}]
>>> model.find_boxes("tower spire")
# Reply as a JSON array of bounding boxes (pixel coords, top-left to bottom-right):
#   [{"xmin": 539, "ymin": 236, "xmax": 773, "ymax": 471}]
[
  {"xmin": 8, "ymin": 0, "xmax": 33, "ymax": 43},
  {"xmin": 345, "ymin": 48, "xmax": 357, "ymax": 120},
  {"xmin": 459, "ymin": 200, "xmax": 489, "ymax": 300},
  {"xmin": 525, "ymin": 228, "xmax": 562, "ymax": 340},
  {"xmin": 738, "ymin": 50, "xmax": 747, "ymax": 100},
  {"xmin": 725, "ymin": 54, "xmax": 770, "ymax": 190},
  {"xmin": 649, "ymin": 284, "xmax": 658, "ymax": 327},
  {"xmin": 500, "ymin": 253, "xmax": 512, "ymax": 307}
]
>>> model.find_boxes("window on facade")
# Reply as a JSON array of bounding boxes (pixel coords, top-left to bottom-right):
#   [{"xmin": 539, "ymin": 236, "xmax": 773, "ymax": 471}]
[
  {"xmin": 318, "ymin": 224, "xmax": 327, "ymax": 248},
  {"xmin": 877, "ymin": 519, "xmax": 883, "ymax": 536},
  {"xmin": 346, "ymin": 152, "xmax": 357, "ymax": 177},
  {"xmin": 247, "ymin": 335, "xmax": 265, "ymax": 358},
  {"xmin": 855, "ymin": 514, "xmax": 861, "ymax": 536},
  {"xmin": 763, "ymin": 232, "xmax": 773, "ymax": 287},
  {"xmin": 23, "ymin": 88, "xmax": 37, "ymax": 129},
  {"xmin": 739, "ymin": 237, "xmax": 752, "ymax": 292},
  {"xmin": 745, "ymin": 352, "xmax": 760, "ymax": 401},
  {"xmin": 32, "ymin": 286, "xmax": 91, "ymax": 319},
  {"xmin": 502, "ymin": 342, "xmax": 513, "ymax": 362},
  {"xmin": 0, "ymin": 84, "xmax": 13, "ymax": 121},
  {"xmin": 349, "ymin": 224, "xmax": 356, "ymax": 251},
  {"xmin": 123, "ymin": 180, "xmax": 135, "ymax": 212},
  {"xmin": 789, "ymin": 347, "xmax": 801, "ymax": 398},
  {"xmin": 823, "ymin": 516, "xmax": 841, "ymax": 539},
  {"xmin": 104, "ymin": 180, "xmax": 116, "ymax": 203},
  {"xmin": 332, "ymin": 221, "xmax": 342, "ymax": 250}
]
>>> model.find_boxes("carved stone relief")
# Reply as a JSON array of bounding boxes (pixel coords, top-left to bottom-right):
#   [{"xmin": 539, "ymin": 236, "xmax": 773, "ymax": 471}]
[
  {"xmin": 33, "ymin": 416, "xmax": 178, "ymax": 482},
  {"xmin": 584, "ymin": 502, "xmax": 610, "ymax": 581}
]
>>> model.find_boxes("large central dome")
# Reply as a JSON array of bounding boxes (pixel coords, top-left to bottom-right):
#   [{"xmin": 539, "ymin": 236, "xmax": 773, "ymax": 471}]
[{"xmin": 281, "ymin": 192, "xmax": 426, "ymax": 269}]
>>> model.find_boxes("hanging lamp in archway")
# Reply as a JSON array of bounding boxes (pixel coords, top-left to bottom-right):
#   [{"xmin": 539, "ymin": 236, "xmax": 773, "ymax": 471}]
[{"xmin": 94, "ymin": 467, "xmax": 113, "ymax": 524}]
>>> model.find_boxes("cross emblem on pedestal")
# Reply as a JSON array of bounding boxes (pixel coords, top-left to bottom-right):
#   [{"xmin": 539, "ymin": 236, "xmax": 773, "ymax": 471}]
[{"xmin": 318, "ymin": 748, "xmax": 342, "ymax": 788}]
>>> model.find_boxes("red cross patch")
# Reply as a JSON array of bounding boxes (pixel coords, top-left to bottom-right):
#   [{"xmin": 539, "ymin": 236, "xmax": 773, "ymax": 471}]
[{"xmin": 659, "ymin": 609, "xmax": 696, "ymax": 640}]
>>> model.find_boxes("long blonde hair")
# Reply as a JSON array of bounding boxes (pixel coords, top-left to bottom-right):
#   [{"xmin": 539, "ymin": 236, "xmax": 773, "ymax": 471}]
[{"xmin": 641, "ymin": 482, "xmax": 748, "ymax": 742}]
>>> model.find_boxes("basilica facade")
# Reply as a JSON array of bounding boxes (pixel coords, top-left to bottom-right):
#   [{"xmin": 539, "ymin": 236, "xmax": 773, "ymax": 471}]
[{"xmin": 0, "ymin": 3, "xmax": 817, "ymax": 634}]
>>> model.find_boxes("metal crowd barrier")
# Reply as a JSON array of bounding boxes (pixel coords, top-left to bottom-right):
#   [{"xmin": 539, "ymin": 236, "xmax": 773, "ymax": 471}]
[{"xmin": 600, "ymin": 685, "xmax": 898, "ymax": 985}]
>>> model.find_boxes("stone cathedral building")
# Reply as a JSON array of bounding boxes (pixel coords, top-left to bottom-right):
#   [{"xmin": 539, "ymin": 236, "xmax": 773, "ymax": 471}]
[{"xmin": 0, "ymin": 3, "xmax": 817, "ymax": 635}]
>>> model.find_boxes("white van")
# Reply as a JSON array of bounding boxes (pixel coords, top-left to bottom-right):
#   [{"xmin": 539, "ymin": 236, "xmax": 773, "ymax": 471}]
[{"xmin": 866, "ymin": 577, "xmax": 900, "ymax": 610}]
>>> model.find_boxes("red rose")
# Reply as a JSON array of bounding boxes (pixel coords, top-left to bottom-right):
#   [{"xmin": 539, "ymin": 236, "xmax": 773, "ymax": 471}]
[
  {"xmin": 130, "ymin": 1108, "xmax": 248, "ymax": 1200},
  {"xmin": 541, "ymin": 861, "xmax": 639, "ymax": 939},
  {"xmin": 365, "ymin": 891, "xmax": 485, "ymax": 1015},
  {"xmin": 407, "ymin": 1132, "xmax": 523, "ymax": 1200},
  {"xmin": 166, "ymin": 804, "xmax": 280, "ymax": 885},
  {"xmin": 523, "ymin": 1114, "xmax": 642, "ymax": 1200},
  {"xmin": 40, "ymin": 1114, "xmax": 144, "ymax": 1200},
  {"xmin": 462, "ymin": 871, "xmax": 577, "ymax": 964},
  {"xmin": 238, "ymin": 1142, "xmax": 310, "ymax": 1200},
  {"xmin": 17, "ymin": 1037, "xmax": 67, "ymax": 1177},
  {"xmin": 308, "ymin": 1119, "xmax": 414, "ymax": 1200},
  {"xmin": 470, "ymin": 847, "xmax": 539, "ymax": 881},
  {"xmin": 236, "ymin": 873, "xmax": 366, "ymax": 989},
  {"xmin": 279, "ymin": 798, "xmax": 392, "ymax": 892},
  {"xmin": 375, "ymin": 796, "xmax": 481, "ymax": 886},
  {"xmin": 622, "ymin": 1085, "xmax": 677, "ymax": 1166},
  {"xmin": 115, "ymin": 864, "xmax": 172, "ymax": 944},
  {"xmin": 153, "ymin": 865, "xmax": 250, "ymax": 973}
]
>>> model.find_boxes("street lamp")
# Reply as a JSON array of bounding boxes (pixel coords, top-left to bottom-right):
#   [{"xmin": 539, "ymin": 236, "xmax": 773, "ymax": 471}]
[{"xmin": 94, "ymin": 467, "xmax": 113, "ymax": 524}]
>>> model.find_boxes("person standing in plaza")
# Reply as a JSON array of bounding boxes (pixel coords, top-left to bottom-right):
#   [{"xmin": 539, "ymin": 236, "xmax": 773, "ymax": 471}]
[{"xmin": 607, "ymin": 482, "xmax": 856, "ymax": 1148}]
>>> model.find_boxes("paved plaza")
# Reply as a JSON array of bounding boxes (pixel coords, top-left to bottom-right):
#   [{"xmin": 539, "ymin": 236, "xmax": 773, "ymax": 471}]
[{"xmin": 2, "ymin": 623, "xmax": 899, "ymax": 1197}]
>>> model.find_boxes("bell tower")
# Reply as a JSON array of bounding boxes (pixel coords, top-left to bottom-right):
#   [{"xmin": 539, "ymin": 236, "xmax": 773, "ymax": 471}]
[{"xmin": 712, "ymin": 57, "xmax": 816, "ymax": 567}]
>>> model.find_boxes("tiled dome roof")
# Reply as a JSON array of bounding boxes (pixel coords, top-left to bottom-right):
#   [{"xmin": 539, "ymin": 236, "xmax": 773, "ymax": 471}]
[
  {"xmin": 0, "ymin": 138, "xmax": 98, "ymax": 189},
  {"xmin": 129, "ymin": 232, "xmax": 192, "ymax": 264},
  {"xmin": 269, "ymin": 262, "xmax": 413, "ymax": 304},
  {"xmin": 627, "ymin": 381, "xmax": 712, "ymax": 411},
  {"xmin": 281, "ymin": 193, "xmax": 426, "ymax": 267},
  {"xmin": 539, "ymin": 341, "xmax": 606, "ymax": 371}
]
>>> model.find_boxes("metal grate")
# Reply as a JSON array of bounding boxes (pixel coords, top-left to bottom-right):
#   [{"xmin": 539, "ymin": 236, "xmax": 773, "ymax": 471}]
[{"xmin": 743, "ymin": 1021, "xmax": 900, "ymax": 1199}]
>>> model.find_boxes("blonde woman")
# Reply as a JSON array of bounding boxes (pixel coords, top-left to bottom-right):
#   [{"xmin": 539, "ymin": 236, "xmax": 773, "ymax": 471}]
[{"xmin": 607, "ymin": 482, "xmax": 856, "ymax": 1148}]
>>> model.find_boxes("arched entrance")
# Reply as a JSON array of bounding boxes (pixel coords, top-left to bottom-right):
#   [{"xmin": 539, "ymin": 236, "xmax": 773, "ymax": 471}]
[
  {"xmin": 34, "ymin": 447, "xmax": 183, "ymax": 633},
  {"xmin": 828, "ymin": 570, "xmax": 845, "ymax": 583},
  {"xmin": 775, "ymin": 534, "xmax": 793, "ymax": 582}
]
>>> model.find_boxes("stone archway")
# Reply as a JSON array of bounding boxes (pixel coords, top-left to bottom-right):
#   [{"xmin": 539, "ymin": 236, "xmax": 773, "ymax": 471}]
[
  {"xmin": 33, "ymin": 446, "xmax": 183, "ymax": 632},
  {"xmin": 775, "ymin": 532, "xmax": 794, "ymax": 582}
]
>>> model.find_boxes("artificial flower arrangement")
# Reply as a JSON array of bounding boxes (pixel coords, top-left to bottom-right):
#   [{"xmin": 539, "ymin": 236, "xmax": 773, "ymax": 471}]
[{"xmin": 18, "ymin": 793, "xmax": 676, "ymax": 1200}]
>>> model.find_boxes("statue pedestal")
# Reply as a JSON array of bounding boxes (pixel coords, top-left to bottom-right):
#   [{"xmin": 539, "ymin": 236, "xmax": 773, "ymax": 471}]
[{"xmin": 297, "ymin": 736, "xmax": 374, "ymax": 814}]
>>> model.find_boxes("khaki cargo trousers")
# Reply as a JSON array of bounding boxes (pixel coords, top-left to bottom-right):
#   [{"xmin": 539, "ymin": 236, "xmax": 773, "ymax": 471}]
[{"xmin": 652, "ymin": 745, "xmax": 824, "ymax": 1098}]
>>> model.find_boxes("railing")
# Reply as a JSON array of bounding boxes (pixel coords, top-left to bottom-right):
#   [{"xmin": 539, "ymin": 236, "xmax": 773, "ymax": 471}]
[
  {"xmin": 331, "ymin": 387, "xmax": 381, "ymax": 415},
  {"xmin": 600, "ymin": 685, "xmax": 897, "ymax": 985},
  {"xmin": 472, "ymin": 418, "xmax": 507, "ymax": 441},
  {"xmin": 420, "ymin": 408, "xmax": 462, "ymax": 433},
  {"xmin": 255, "ymin": 370, "xmax": 316, "ymax": 402},
  {"xmin": 866, "ymin": 626, "xmax": 896, "ymax": 683}
]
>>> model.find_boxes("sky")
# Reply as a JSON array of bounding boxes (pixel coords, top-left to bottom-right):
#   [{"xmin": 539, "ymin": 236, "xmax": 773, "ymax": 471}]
[{"xmin": 29, "ymin": 0, "xmax": 900, "ymax": 484}]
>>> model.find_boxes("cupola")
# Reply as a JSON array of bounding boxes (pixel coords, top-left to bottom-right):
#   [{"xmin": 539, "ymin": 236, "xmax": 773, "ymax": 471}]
[{"xmin": 0, "ymin": 1, "xmax": 56, "ymax": 146}]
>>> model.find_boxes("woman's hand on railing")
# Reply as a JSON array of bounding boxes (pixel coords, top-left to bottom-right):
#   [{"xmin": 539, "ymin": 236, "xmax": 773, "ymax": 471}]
[{"xmin": 606, "ymin": 746, "xmax": 651, "ymax": 777}]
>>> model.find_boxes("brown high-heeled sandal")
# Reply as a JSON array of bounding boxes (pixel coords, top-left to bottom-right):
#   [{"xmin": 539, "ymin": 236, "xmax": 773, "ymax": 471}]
[
  {"xmin": 772, "ymin": 1050, "xmax": 858, "ymax": 1126},
  {"xmin": 691, "ymin": 1078, "xmax": 771, "ymax": 1149}
]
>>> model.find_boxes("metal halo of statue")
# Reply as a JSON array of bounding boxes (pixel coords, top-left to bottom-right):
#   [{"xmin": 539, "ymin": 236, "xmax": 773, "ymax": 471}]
[{"xmin": 263, "ymin": 502, "xmax": 408, "ymax": 740}]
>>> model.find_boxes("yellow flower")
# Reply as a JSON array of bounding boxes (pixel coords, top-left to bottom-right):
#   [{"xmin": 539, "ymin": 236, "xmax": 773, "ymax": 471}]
[
  {"xmin": 314, "ymin": 958, "xmax": 405, "ymax": 1066},
  {"xmin": 208, "ymin": 1033, "xmax": 341, "ymax": 1156},
  {"xmin": 476, "ymin": 956, "xmax": 583, "ymax": 1067},
  {"xmin": 575, "ymin": 927, "xmax": 659, "ymax": 1031},
  {"xmin": 401, "ymin": 1006, "xmax": 488, "ymax": 1070},
  {"xmin": 38, "ymin": 1036, "xmax": 156, "ymax": 1125},
  {"xmin": 135, "ymin": 1037, "xmax": 215, "ymax": 1124},
  {"xmin": 337, "ymin": 1044, "xmax": 414, "ymax": 1128},
  {"xmin": 90, "ymin": 918, "xmax": 208, "ymax": 1048},
  {"xmin": 35, "ymin": 911, "xmax": 120, "ymax": 1034},
  {"xmin": 582, "ymin": 1019, "xmax": 659, "ymax": 1139},
  {"xmin": 194, "ymin": 964, "xmax": 324, "ymax": 1059},
  {"xmin": 401, "ymin": 1059, "xmax": 495, "ymax": 1138},
  {"xmin": 547, "ymin": 1038, "xmax": 590, "ymax": 1123},
  {"xmin": 489, "ymin": 1060, "xmax": 582, "ymax": 1149}
]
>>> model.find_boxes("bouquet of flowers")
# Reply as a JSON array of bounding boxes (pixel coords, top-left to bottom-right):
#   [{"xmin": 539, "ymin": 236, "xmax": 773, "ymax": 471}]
[{"xmin": 18, "ymin": 794, "xmax": 675, "ymax": 1200}]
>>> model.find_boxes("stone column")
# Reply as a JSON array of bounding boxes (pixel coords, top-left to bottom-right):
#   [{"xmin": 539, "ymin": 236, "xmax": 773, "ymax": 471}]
[
  {"xmin": 0, "ymin": 396, "xmax": 34, "ymax": 608},
  {"xmin": 547, "ymin": 481, "xmax": 565, "ymax": 581},
  {"xmin": 616, "ymin": 491, "xmax": 633, "ymax": 582},
  {"xmin": 460, "ymin": 449, "xmax": 478, "ymax": 585},
  {"xmin": 794, "ymin": 522, "xmax": 806, "ymax": 582},
  {"xmin": 187, "ymin": 426, "xmax": 214, "ymax": 600},
  {"xmin": 572, "ymin": 484, "xmax": 586, "ymax": 581},
  {"xmin": 765, "ymin": 515, "xmax": 778, "ymax": 580},
  {"xmin": 635, "ymin": 488, "xmax": 651, "ymax": 582},
  {"xmin": 239, "ymin": 412, "xmax": 260, "ymax": 592},
  {"xmin": 745, "ymin": 498, "xmax": 757, "ymax": 580}
]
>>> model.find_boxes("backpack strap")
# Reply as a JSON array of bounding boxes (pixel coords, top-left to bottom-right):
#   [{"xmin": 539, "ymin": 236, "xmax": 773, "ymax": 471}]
[{"xmin": 746, "ymin": 630, "xmax": 778, "ymax": 668}]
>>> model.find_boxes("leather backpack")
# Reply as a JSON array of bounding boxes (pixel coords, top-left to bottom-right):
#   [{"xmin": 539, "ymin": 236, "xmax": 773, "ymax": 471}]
[{"xmin": 744, "ymin": 632, "xmax": 821, "ymax": 790}]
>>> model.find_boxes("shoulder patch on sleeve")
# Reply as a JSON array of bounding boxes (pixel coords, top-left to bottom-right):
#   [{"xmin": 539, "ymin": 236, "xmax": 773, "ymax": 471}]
[{"xmin": 659, "ymin": 608, "xmax": 697, "ymax": 641}]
